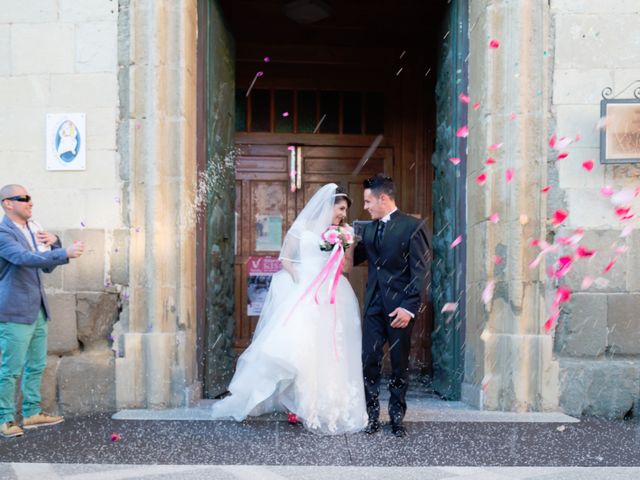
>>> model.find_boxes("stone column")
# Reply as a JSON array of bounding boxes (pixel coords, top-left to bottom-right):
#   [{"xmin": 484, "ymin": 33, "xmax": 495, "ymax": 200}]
[
  {"xmin": 462, "ymin": 0, "xmax": 559, "ymax": 411},
  {"xmin": 115, "ymin": 0, "xmax": 198, "ymax": 408}
]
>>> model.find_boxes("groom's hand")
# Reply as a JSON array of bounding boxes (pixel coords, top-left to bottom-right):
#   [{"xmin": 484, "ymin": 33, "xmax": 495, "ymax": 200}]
[{"xmin": 389, "ymin": 308, "xmax": 411, "ymax": 328}]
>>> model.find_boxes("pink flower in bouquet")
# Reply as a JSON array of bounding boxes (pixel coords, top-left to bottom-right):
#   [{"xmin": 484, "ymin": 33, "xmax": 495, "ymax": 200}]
[{"xmin": 325, "ymin": 230, "xmax": 340, "ymax": 244}]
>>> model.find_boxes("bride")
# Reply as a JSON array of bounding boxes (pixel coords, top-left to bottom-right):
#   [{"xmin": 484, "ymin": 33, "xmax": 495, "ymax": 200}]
[{"xmin": 211, "ymin": 183, "xmax": 367, "ymax": 435}]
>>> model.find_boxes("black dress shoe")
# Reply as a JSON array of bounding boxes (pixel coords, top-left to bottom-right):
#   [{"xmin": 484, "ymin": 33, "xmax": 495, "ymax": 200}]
[
  {"xmin": 391, "ymin": 424, "xmax": 407, "ymax": 438},
  {"xmin": 364, "ymin": 420, "xmax": 380, "ymax": 434}
]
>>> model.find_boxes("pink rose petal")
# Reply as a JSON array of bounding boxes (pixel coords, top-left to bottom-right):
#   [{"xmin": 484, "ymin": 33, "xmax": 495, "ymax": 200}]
[
  {"xmin": 476, "ymin": 173, "xmax": 487, "ymax": 185},
  {"xmin": 581, "ymin": 276, "xmax": 594, "ymax": 289},
  {"xmin": 505, "ymin": 168, "xmax": 514, "ymax": 183},
  {"xmin": 488, "ymin": 143, "xmax": 503, "ymax": 151},
  {"xmin": 556, "ymin": 136, "xmax": 573, "ymax": 149},
  {"xmin": 482, "ymin": 280, "xmax": 495, "ymax": 305},
  {"xmin": 441, "ymin": 302, "xmax": 458, "ymax": 313},
  {"xmin": 282, "ymin": 111, "xmax": 289, "ymax": 117},
  {"xmin": 509, "ymin": 112, "xmax": 516, "ymax": 120},
  {"xmin": 552, "ymin": 209, "xmax": 568, "ymax": 226},
  {"xmin": 557, "ymin": 151, "xmax": 569, "ymax": 160},
  {"xmin": 603, "ymin": 256, "xmax": 618, "ymax": 274},
  {"xmin": 541, "ymin": 185, "xmax": 552, "ymax": 193},
  {"xmin": 576, "ymin": 246, "xmax": 596, "ymax": 258},
  {"xmin": 582, "ymin": 160, "xmax": 594, "ymax": 171},
  {"xmin": 459, "ymin": 93, "xmax": 470, "ymax": 104},
  {"xmin": 600, "ymin": 185, "xmax": 614, "ymax": 197},
  {"xmin": 489, "ymin": 213, "xmax": 500, "ymax": 224},
  {"xmin": 456, "ymin": 125, "xmax": 469, "ymax": 138},
  {"xmin": 449, "ymin": 157, "xmax": 462, "ymax": 165},
  {"xmin": 494, "ymin": 255, "xmax": 504, "ymax": 265},
  {"xmin": 575, "ymin": 133, "xmax": 581, "ymax": 142},
  {"xmin": 549, "ymin": 134, "xmax": 557, "ymax": 148},
  {"xmin": 621, "ymin": 224, "xmax": 635, "ymax": 238},
  {"xmin": 489, "ymin": 39, "xmax": 500, "ymax": 49},
  {"xmin": 544, "ymin": 309, "xmax": 561, "ymax": 332},
  {"xmin": 450, "ymin": 235, "xmax": 463, "ymax": 249},
  {"xmin": 472, "ymin": 102, "xmax": 481, "ymax": 110},
  {"xmin": 485, "ymin": 157, "xmax": 497, "ymax": 165}
]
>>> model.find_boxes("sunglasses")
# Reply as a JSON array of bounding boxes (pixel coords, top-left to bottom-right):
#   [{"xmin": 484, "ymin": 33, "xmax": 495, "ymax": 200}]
[{"xmin": 2, "ymin": 195, "xmax": 31, "ymax": 203}]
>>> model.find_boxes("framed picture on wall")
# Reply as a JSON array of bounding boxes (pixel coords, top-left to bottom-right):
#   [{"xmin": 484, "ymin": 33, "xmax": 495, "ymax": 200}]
[{"xmin": 600, "ymin": 98, "xmax": 640, "ymax": 164}]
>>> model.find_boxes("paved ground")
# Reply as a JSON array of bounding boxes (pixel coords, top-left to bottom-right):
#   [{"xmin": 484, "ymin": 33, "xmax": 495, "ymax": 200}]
[
  {"xmin": 2, "ymin": 464, "xmax": 640, "ymax": 480},
  {"xmin": 0, "ymin": 413, "xmax": 638, "ymax": 468}
]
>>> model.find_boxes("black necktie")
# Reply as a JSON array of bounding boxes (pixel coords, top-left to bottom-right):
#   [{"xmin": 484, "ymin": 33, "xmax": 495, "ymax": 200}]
[{"xmin": 375, "ymin": 220, "xmax": 385, "ymax": 248}]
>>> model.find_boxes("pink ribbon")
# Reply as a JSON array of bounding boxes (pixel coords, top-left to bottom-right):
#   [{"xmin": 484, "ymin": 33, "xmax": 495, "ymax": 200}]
[{"xmin": 283, "ymin": 243, "xmax": 345, "ymax": 360}]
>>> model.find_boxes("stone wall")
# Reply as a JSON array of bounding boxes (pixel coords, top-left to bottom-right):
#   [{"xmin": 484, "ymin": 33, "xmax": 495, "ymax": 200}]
[
  {"xmin": 550, "ymin": 0, "xmax": 640, "ymax": 417},
  {"xmin": 0, "ymin": 1, "xmax": 122, "ymax": 416}
]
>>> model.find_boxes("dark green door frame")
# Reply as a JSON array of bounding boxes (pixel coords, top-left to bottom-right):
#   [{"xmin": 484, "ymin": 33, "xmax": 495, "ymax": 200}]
[{"xmin": 431, "ymin": 0, "xmax": 469, "ymax": 400}]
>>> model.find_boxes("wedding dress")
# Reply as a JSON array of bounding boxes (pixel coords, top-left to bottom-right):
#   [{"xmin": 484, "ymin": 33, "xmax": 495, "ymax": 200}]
[{"xmin": 211, "ymin": 184, "xmax": 367, "ymax": 435}]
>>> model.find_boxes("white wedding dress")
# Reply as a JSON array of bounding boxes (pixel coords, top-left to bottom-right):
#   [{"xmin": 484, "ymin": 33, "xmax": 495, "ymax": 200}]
[{"xmin": 211, "ymin": 185, "xmax": 367, "ymax": 435}]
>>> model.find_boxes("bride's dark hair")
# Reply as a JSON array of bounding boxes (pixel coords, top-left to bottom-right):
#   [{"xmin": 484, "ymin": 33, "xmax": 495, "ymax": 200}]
[{"xmin": 334, "ymin": 185, "xmax": 352, "ymax": 208}]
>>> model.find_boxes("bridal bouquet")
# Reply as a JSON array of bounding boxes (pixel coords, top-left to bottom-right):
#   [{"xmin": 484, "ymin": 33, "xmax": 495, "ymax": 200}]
[{"xmin": 319, "ymin": 225, "xmax": 354, "ymax": 252}]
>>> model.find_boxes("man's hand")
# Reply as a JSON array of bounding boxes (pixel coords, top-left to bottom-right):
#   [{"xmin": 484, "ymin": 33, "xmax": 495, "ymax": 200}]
[
  {"xmin": 389, "ymin": 308, "xmax": 412, "ymax": 328},
  {"xmin": 66, "ymin": 241, "xmax": 85, "ymax": 259},
  {"xmin": 36, "ymin": 231, "xmax": 57, "ymax": 247}
]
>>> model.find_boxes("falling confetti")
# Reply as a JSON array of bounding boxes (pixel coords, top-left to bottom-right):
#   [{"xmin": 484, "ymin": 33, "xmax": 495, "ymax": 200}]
[
  {"xmin": 603, "ymin": 256, "xmax": 618, "ymax": 274},
  {"xmin": 80, "ymin": 221, "xmax": 86, "ymax": 229},
  {"xmin": 485, "ymin": 157, "xmax": 497, "ymax": 165},
  {"xmin": 489, "ymin": 213, "xmax": 500, "ymax": 224},
  {"xmin": 581, "ymin": 276, "xmax": 594, "ymax": 289},
  {"xmin": 489, "ymin": 38, "xmax": 500, "ymax": 49},
  {"xmin": 582, "ymin": 160, "xmax": 594, "ymax": 171},
  {"xmin": 488, "ymin": 143, "xmax": 503, "ymax": 151},
  {"xmin": 505, "ymin": 168, "xmax": 514, "ymax": 183},
  {"xmin": 600, "ymin": 185, "xmax": 614, "ymax": 197},
  {"xmin": 282, "ymin": 112, "xmax": 289, "ymax": 117},
  {"xmin": 576, "ymin": 246, "xmax": 596, "ymax": 258},
  {"xmin": 263, "ymin": 56, "xmax": 270, "ymax": 62},
  {"xmin": 456, "ymin": 125, "xmax": 469, "ymax": 138},
  {"xmin": 441, "ymin": 302, "xmax": 458, "ymax": 313},
  {"xmin": 541, "ymin": 185, "xmax": 552, "ymax": 193},
  {"xmin": 552, "ymin": 209, "xmax": 568, "ymax": 226},
  {"xmin": 482, "ymin": 280, "xmax": 495, "ymax": 305},
  {"xmin": 611, "ymin": 188, "xmax": 634, "ymax": 205},
  {"xmin": 549, "ymin": 134, "xmax": 556, "ymax": 148},
  {"xmin": 313, "ymin": 114, "xmax": 327, "ymax": 133},
  {"xmin": 449, "ymin": 157, "xmax": 461, "ymax": 165},
  {"xmin": 459, "ymin": 93, "xmax": 470, "ymax": 104},
  {"xmin": 472, "ymin": 102, "xmax": 481, "ymax": 110},
  {"xmin": 557, "ymin": 152, "xmax": 569, "ymax": 160},
  {"xmin": 509, "ymin": 112, "xmax": 516, "ymax": 120},
  {"xmin": 245, "ymin": 71, "xmax": 264, "ymax": 97},
  {"xmin": 476, "ymin": 173, "xmax": 487, "ymax": 185},
  {"xmin": 494, "ymin": 255, "xmax": 504, "ymax": 265},
  {"xmin": 450, "ymin": 235, "xmax": 462, "ymax": 249},
  {"xmin": 555, "ymin": 136, "xmax": 573, "ymax": 149}
]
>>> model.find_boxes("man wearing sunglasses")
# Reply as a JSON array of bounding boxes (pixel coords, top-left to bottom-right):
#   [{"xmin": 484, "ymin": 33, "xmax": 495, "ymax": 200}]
[{"xmin": 0, "ymin": 184, "xmax": 85, "ymax": 438}]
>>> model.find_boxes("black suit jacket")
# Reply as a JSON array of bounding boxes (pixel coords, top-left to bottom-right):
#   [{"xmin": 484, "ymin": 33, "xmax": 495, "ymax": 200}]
[{"xmin": 354, "ymin": 210, "xmax": 430, "ymax": 316}]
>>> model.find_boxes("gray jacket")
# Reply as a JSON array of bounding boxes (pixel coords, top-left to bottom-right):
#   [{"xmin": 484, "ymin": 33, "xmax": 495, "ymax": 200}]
[{"xmin": 0, "ymin": 215, "xmax": 69, "ymax": 324}]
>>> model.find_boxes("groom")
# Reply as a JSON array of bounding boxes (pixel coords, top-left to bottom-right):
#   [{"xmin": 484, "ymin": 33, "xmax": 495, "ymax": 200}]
[{"xmin": 354, "ymin": 174, "xmax": 430, "ymax": 438}]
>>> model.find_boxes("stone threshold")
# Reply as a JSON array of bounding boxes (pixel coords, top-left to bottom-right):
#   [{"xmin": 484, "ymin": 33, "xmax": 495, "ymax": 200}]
[{"xmin": 112, "ymin": 397, "xmax": 579, "ymax": 423}]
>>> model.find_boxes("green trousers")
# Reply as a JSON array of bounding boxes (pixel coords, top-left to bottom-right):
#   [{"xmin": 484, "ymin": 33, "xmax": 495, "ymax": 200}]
[{"xmin": 0, "ymin": 309, "xmax": 48, "ymax": 424}]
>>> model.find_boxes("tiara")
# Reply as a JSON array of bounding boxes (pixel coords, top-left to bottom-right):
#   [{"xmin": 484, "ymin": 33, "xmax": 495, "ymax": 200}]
[{"xmin": 334, "ymin": 193, "xmax": 349, "ymax": 198}]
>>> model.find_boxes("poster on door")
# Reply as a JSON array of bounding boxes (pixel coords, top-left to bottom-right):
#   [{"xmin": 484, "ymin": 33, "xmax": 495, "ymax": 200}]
[
  {"xmin": 255, "ymin": 214, "xmax": 283, "ymax": 251},
  {"xmin": 247, "ymin": 256, "xmax": 282, "ymax": 316}
]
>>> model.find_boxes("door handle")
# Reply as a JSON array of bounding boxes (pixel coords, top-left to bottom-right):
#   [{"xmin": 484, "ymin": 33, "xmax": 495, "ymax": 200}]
[{"xmin": 296, "ymin": 146, "xmax": 302, "ymax": 190}]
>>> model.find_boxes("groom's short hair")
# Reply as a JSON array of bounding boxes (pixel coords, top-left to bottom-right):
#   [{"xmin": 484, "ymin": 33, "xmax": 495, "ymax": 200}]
[{"xmin": 363, "ymin": 174, "xmax": 396, "ymax": 200}]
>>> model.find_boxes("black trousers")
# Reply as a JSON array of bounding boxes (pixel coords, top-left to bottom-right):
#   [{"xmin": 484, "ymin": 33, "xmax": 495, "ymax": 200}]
[{"xmin": 361, "ymin": 290, "xmax": 413, "ymax": 425}]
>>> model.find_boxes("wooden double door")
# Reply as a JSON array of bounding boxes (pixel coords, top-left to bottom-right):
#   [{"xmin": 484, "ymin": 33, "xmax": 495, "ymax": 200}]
[
  {"xmin": 234, "ymin": 141, "xmax": 390, "ymax": 348},
  {"xmin": 233, "ymin": 139, "xmax": 430, "ymax": 373}
]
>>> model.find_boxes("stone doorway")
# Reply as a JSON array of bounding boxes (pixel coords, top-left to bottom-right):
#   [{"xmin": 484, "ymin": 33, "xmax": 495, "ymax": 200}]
[{"xmin": 197, "ymin": 0, "xmax": 469, "ymax": 400}]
